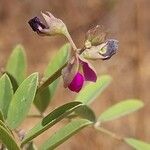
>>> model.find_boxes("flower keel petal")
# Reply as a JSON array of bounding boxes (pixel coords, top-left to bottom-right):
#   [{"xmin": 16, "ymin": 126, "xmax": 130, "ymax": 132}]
[{"xmin": 68, "ymin": 72, "xmax": 84, "ymax": 92}]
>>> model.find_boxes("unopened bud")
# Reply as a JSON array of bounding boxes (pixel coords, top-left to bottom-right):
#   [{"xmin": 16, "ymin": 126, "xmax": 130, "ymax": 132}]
[
  {"xmin": 85, "ymin": 25, "xmax": 107, "ymax": 48},
  {"xmin": 28, "ymin": 12, "xmax": 69, "ymax": 37}
]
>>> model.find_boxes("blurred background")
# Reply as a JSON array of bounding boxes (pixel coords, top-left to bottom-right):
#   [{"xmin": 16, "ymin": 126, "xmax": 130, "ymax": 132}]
[{"xmin": 0, "ymin": 0, "xmax": 150, "ymax": 149}]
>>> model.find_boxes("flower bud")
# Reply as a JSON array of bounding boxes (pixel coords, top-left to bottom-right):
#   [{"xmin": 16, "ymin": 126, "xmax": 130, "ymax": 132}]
[
  {"xmin": 85, "ymin": 25, "xmax": 107, "ymax": 48},
  {"xmin": 28, "ymin": 12, "xmax": 69, "ymax": 37}
]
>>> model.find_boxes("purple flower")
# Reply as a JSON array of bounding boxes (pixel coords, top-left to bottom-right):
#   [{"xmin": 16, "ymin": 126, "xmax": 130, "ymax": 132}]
[
  {"xmin": 62, "ymin": 54, "xmax": 97, "ymax": 93},
  {"xmin": 82, "ymin": 39, "xmax": 118, "ymax": 60}
]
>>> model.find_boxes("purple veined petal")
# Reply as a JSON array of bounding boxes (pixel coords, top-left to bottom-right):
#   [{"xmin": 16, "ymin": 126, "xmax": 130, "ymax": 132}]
[
  {"xmin": 68, "ymin": 72, "xmax": 84, "ymax": 93},
  {"xmin": 62, "ymin": 55, "xmax": 79, "ymax": 88},
  {"xmin": 79, "ymin": 56, "xmax": 97, "ymax": 82}
]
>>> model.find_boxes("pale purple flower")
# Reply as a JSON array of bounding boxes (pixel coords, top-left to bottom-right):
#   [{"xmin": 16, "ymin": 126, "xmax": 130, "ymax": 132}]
[
  {"xmin": 62, "ymin": 54, "xmax": 97, "ymax": 93},
  {"xmin": 83, "ymin": 25, "xmax": 118, "ymax": 60},
  {"xmin": 82, "ymin": 39, "xmax": 118, "ymax": 60}
]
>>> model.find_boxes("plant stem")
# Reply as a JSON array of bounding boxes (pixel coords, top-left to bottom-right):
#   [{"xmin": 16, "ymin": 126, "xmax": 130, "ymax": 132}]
[
  {"xmin": 37, "ymin": 62, "xmax": 67, "ymax": 92},
  {"xmin": 95, "ymin": 126, "xmax": 123, "ymax": 141},
  {"xmin": 66, "ymin": 32, "xmax": 77, "ymax": 51},
  {"xmin": 79, "ymin": 46, "xmax": 86, "ymax": 54}
]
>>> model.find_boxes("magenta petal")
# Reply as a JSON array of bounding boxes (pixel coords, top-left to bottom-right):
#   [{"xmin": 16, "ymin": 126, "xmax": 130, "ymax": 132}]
[
  {"xmin": 79, "ymin": 58, "xmax": 97, "ymax": 82},
  {"xmin": 68, "ymin": 72, "xmax": 84, "ymax": 93},
  {"xmin": 82, "ymin": 63, "xmax": 97, "ymax": 82}
]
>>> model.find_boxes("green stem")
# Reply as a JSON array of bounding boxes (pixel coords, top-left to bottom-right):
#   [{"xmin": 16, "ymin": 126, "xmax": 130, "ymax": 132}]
[
  {"xmin": 37, "ymin": 62, "xmax": 67, "ymax": 92},
  {"xmin": 95, "ymin": 126, "xmax": 123, "ymax": 141}
]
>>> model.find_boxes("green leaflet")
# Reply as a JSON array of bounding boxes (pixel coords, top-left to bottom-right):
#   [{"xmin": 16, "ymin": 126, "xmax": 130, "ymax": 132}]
[
  {"xmin": 0, "ymin": 120, "xmax": 13, "ymax": 136},
  {"xmin": 39, "ymin": 119, "xmax": 92, "ymax": 150},
  {"xmin": 0, "ymin": 124, "xmax": 20, "ymax": 150},
  {"xmin": 75, "ymin": 105, "xmax": 96, "ymax": 122},
  {"xmin": 75, "ymin": 75, "xmax": 112, "ymax": 105},
  {"xmin": 0, "ymin": 110, "xmax": 5, "ymax": 122},
  {"xmin": 124, "ymin": 138, "xmax": 150, "ymax": 150},
  {"xmin": 34, "ymin": 43, "xmax": 70, "ymax": 113},
  {"xmin": 0, "ymin": 74, "xmax": 13, "ymax": 119},
  {"xmin": 6, "ymin": 44, "xmax": 27, "ymax": 87},
  {"xmin": 6, "ymin": 73, "xmax": 38, "ymax": 129},
  {"xmin": 98, "ymin": 99, "xmax": 144, "ymax": 122}
]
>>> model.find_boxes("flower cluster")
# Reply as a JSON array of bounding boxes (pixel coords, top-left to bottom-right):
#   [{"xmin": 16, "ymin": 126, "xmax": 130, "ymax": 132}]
[{"xmin": 28, "ymin": 12, "xmax": 118, "ymax": 92}]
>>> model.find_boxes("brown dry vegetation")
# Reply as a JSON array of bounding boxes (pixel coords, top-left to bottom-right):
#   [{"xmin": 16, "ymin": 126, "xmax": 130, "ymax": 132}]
[{"xmin": 0, "ymin": 0, "xmax": 150, "ymax": 149}]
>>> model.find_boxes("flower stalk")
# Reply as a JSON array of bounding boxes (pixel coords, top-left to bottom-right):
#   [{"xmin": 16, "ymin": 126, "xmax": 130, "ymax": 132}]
[{"xmin": 65, "ymin": 32, "xmax": 77, "ymax": 51}]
